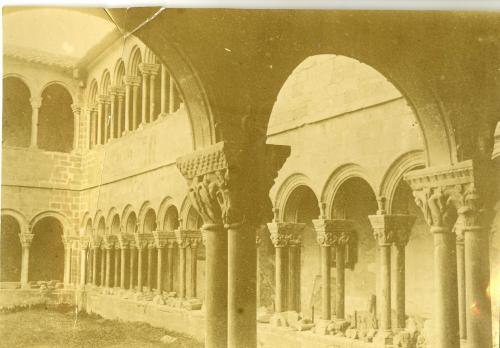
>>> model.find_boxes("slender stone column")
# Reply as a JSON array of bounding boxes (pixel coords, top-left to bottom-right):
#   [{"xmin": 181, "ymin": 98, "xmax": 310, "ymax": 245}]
[
  {"xmin": 167, "ymin": 240, "xmax": 175, "ymax": 291},
  {"xmin": 268, "ymin": 223, "xmax": 288, "ymax": 313},
  {"xmin": 103, "ymin": 98, "xmax": 111, "ymax": 143},
  {"xmin": 29, "ymin": 97, "xmax": 42, "ymax": 148},
  {"xmin": 392, "ymin": 215, "xmax": 416, "ymax": 330},
  {"xmin": 335, "ymin": 240, "xmax": 347, "ymax": 320},
  {"xmin": 100, "ymin": 246, "xmax": 106, "ymax": 286},
  {"xmin": 454, "ymin": 219, "xmax": 467, "ymax": 340},
  {"xmin": 80, "ymin": 239, "xmax": 89, "ymax": 287},
  {"xmin": 129, "ymin": 244, "xmax": 137, "ymax": 290},
  {"xmin": 147, "ymin": 243, "xmax": 154, "ymax": 290},
  {"xmin": 62, "ymin": 235, "xmax": 72, "ymax": 287},
  {"xmin": 114, "ymin": 246, "xmax": 120, "ymax": 287},
  {"xmin": 168, "ymin": 76, "xmax": 176, "ymax": 114},
  {"xmin": 117, "ymin": 90, "xmax": 125, "ymax": 137},
  {"xmin": 92, "ymin": 247, "xmax": 98, "ymax": 285},
  {"xmin": 71, "ymin": 104, "xmax": 81, "ymax": 151},
  {"xmin": 149, "ymin": 66, "xmax": 159, "ymax": 121},
  {"xmin": 19, "ymin": 233, "xmax": 34, "ymax": 288},
  {"xmin": 190, "ymin": 238, "xmax": 200, "ymax": 298},
  {"xmin": 117, "ymin": 236, "xmax": 129, "ymax": 290},
  {"xmin": 96, "ymin": 97, "xmax": 105, "ymax": 145},
  {"xmin": 176, "ymin": 141, "xmax": 290, "ymax": 348},
  {"xmin": 175, "ymin": 232, "xmax": 189, "ymax": 299},
  {"xmin": 132, "ymin": 85, "xmax": 139, "ymax": 129},
  {"xmin": 256, "ymin": 228, "xmax": 264, "ymax": 307},
  {"xmin": 156, "ymin": 246, "xmax": 164, "ymax": 294},
  {"xmin": 105, "ymin": 247, "xmax": 112, "ymax": 288},
  {"xmin": 288, "ymin": 229, "xmax": 302, "ymax": 312},
  {"xmin": 88, "ymin": 107, "xmax": 97, "ymax": 149},
  {"xmin": 137, "ymin": 244, "xmax": 144, "ymax": 292},
  {"xmin": 268, "ymin": 220, "xmax": 305, "ymax": 313},
  {"xmin": 109, "ymin": 91, "xmax": 117, "ymax": 140},
  {"xmin": 160, "ymin": 64, "xmax": 167, "ymax": 116},
  {"xmin": 405, "ymin": 162, "xmax": 475, "ymax": 348},
  {"xmin": 369, "ymin": 214, "xmax": 396, "ymax": 344},
  {"xmin": 123, "ymin": 78, "xmax": 132, "ymax": 132},
  {"xmin": 312, "ymin": 219, "xmax": 336, "ymax": 321},
  {"xmin": 458, "ymin": 184, "xmax": 493, "ymax": 348}
]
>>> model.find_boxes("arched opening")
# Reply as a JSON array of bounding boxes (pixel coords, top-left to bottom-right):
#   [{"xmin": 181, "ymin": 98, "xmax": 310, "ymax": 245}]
[
  {"xmin": 1, "ymin": 215, "xmax": 22, "ymax": 282},
  {"xmin": 114, "ymin": 60, "xmax": 125, "ymax": 137},
  {"xmin": 125, "ymin": 212, "xmax": 137, "ymax": 234},
  {"xmin": 87, "ymin": 79, "xmax": 99, "ymax": 148},
  {"xmin": 110, "ymin": 215, "xmax": 120, "ymax": 234},
  {"xmin": 143, "ymin": 209, "xmax": 156, "ymax": 234},
  {"xmin": 128, "ymin": 46, "xmax": 142, "ymax": 131},
  {"xmin": 2, "ymin": 76, "xmax": 31, "ymax": 147},
  {"xmin": 38, "ymin": 84, "xmax": 74, "ymax": 152},
  {"xmin": 30, "ymin": 217, "xmax": 64, "ymax": 282},
  {"xmin": 332, "ymin": 177, "xmax": 377, "ymax": 316},
  {"xmin": 163, "ymin": 206, "xmax": 179, "ymax": 232},
  {"xmin": 391, "ymin": 174, "xmax": 433, "ymax": 319},
  {"xmin": 100, "ymin": 70, "xmax": 111, "ymax": 144},
  {"xmin": 97, "ymin": 217, "xmax": 105, "ymax": 235},
  {"xmin": 282, "ymin": 185, "xmax": 320, "ymax": 317},
  {"xmin": 186, "ymin": 206, "xmax": 203, "ymax": 230}
]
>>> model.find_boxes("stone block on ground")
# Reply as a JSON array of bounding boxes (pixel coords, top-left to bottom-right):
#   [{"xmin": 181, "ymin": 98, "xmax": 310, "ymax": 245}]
[
  {"xmin": 160, "ymin": 334, "xmax": 178, "ymax": 345},
  {"xmin": 153, "ymin": 295, "xmax": 165, "ymax": 305},
  {"xmin": 182, "ymin": 299, "xmax": 202, "ymax": 310},
  {"xmin": 257, "ymin": 307, "xmax": 272, "ymax": 323},
  {"xmin": 270, "ymin": 312, "xmax": 287, "ymax": 327}
]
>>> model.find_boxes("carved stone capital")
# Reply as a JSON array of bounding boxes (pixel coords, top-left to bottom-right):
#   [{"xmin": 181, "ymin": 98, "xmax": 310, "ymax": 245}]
[
  {"xmin": 176, "ymin": 141, "xmax": 291, "ymax": 229},
  {"xmin": 139, "ymin": 63, "xmax": 160, "ymax": 75},
  {"xmin": 102, "ymin": 235, "xmax": 116, "ymax": 249},
  {"xmin": 123, "ymin": 75, "xmax": 141, "ymax": 86},
  {"xmin": 368, "ymin": 214, "xmax": 416, "ymax": 247},
  {"xmin": 62, "ymin": 234, "xmax": 73, "ymax": 250},
  {"xmin": 312, "ymin": 219, "xmax": 355, "ymax": 247},
  {"xmin": 19, "ymin": 233, "xmax": 34, "ymax": 248},
  {"xmin": 404, "ymin": 160, "xmax": 477, "ymax": 232},
  {"xmin": 134, "ymin": 233, "xmax": 150, "ymax": 249},
  {"xmin": 29, "ymin": 97, "xmax": 42, "ymax": 109},
  {"xmin": 90, "ymin": 235, "xmax": 102, "ymax": 249},
  {"xmin": 79, "ymin": 236, "xmax": 90, "ymax": 250},
  {"xmin": 97, "ymin": 95, "xmax": 110, "ymax": 104},
  {"xmin": 116, "ymin": 234, "xmax": 130, "ymax": 249},
  {"xmin": 267, "ymin": 222, "xmax": 305, "ymax": 247},
  {"xmin": 175, "ymin": 229, "xmax": 201, "ymax": 248},
  {"xmin": 71, "ymin": 104, "xmax": 81, "ymax": 116},
  {"xmin": 110, "ymin": 86, "xmax": 125, "ymax": 96},
  {"xmin": 152, "ymin": 231, "xmax": 170, "ymax": 248}
]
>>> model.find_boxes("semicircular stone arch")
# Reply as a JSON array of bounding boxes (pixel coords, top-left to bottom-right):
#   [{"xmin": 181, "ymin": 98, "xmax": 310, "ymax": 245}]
[
  {"xmin": 274, "ymin": 173, "xmax": 319, "ymax": 222},
  {"xmin": 378, "ymin": 150, "xmax": 426, "ymax": 214},
  {"xmin": 320, "ymin": 163, "xmax": 375, "ymax": 219}
]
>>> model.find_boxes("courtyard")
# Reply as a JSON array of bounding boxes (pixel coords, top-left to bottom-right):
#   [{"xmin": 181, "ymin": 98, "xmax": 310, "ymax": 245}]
[{"xmin": 0, "ymin": 305, "xmax": 202, "ymax": 348}]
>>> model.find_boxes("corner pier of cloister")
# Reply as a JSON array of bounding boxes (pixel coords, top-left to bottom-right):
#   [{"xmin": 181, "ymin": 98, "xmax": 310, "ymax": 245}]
[{"xmin": 2, "ymin": 8, "xmax": 500, "ymax": 348}]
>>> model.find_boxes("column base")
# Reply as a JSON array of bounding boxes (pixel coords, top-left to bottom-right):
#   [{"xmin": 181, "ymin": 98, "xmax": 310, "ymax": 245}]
[
  {"xmin": 20, "ymin": 282, "xmax": 31, "ymax": 290},
  {"xmin": 312, "ymin": 319, "xmax": 332, "ymax": 335},
  {"xmin": 373, "ymin": 329, "xmax": 393, "ymax": 346}
]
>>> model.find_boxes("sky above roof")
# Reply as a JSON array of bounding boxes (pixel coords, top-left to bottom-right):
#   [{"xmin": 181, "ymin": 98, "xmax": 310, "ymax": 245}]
[{"xmin": 3, "ymin": 8, "xmax": 115, "ymax": 59}]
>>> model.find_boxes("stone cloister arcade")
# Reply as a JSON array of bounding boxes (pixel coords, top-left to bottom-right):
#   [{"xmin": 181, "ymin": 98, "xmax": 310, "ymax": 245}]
[{"xmin": 2, "ymin": 7, "xmax": 500, "ymax": 348}]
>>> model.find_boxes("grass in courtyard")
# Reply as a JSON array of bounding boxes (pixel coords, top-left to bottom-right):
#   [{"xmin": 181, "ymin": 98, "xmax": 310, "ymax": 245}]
[{"xmin": 0, "ymin": 305, "xmax": 203, "ymax": 348}]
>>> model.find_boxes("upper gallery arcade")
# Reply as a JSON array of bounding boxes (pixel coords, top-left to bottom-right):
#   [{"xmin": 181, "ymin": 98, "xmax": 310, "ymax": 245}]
[{"xmin": 1, "ymin": 7, "xmax": 500, "ymax": 348}]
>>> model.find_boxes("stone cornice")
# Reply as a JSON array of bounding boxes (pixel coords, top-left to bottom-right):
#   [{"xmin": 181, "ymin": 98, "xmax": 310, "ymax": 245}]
[
  {"xmin": 267, "ymin": 222, "xmax": 305, "ymax": 247},
  {"xmin": 404, "ymin": 160, "xmax": 473, "ymax": 191}
]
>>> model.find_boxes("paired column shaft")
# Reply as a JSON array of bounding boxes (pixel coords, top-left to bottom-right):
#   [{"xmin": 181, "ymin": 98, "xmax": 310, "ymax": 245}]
[
  {"xmin": 105, "ymin": 248, "xmax": 111, "ymax": 287},
  {"xmin": 100, "ymin": 248, "xmax": 106, "ymax": 286},
  {"xmin": 147, "ymin": 246, "xmax": 153, "ymax": 290},
  {"xmin": 336, "ymin": 244, "xmax": 346, "ymax": 319},
  {"xmin": 129, "ymin": 248, "xmax": 137, "ymax": 290},
  {"xmin": 92, "ymin": 248, "xmax": 98, "ymax": 285},
  {"xmin": 120, "ymin": 248, "xmax": 127, "ymax": 289},
  {"xmin": 203, "ymin": 225, "xmax": 228, "ymax": 348},
  {"xmin": 320, "ymin": 245, "xmax": 332, "ymax": 320},
  {"xmin": 137, "ymin": 247, "xmax": 143, "ymax": 292},
  {"xmin": 178, "ymin": 246, "xmax": 187, "ymax": 298},
  {"xmin": 228, "ymin": 224, "xmax": 257, "ymax": 348},
  {"xmin": 157, "ymin": 248, "xmax": 163, "ymax": 294},
  {"xmin": 190, "ymin": 244, "xmax": 198, "ymax": 298},
  {"xmin": 114, "ymin": 248, "xmax": 119, "ymax": 287},
  {"xmin": 275, "ymin": 246, "xmax": 286, "ymax": 312}
]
